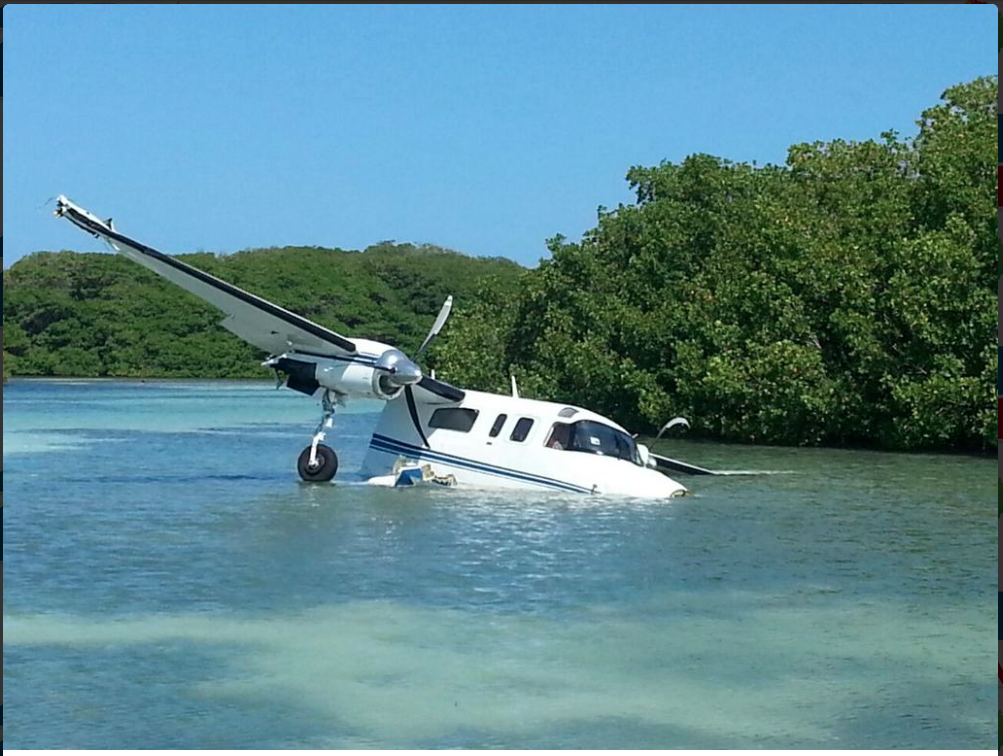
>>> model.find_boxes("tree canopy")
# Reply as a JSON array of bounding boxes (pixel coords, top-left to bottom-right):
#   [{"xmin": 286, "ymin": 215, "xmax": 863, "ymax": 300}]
[{"xmin": 431, "ymin": 76, "xmax": 998, "ymax": 452}]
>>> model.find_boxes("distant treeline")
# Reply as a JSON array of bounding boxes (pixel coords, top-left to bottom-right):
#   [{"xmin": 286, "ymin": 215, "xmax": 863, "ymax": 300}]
[
  {"xmin": 4, "ymin": 77, "xmax": 997, "ymax": 452},
  {"xmin": 2, "ymin": 242, "xmax": 522, "ymax": 379}
]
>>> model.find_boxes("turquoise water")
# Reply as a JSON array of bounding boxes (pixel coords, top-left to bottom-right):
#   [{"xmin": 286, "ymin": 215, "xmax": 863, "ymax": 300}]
[{"xmin": 2, "ymin": 380, "xmax": 996, "ymax": 748}]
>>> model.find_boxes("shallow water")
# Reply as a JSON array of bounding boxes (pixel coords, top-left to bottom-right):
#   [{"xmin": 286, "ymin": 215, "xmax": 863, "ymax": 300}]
[{"xmin": 2, "ymin": 380, "xmax": 996, "ymax": 748}]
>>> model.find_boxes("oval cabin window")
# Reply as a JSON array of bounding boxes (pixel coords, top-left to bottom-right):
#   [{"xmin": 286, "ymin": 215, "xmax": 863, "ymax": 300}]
[{"xmin": 489, "ymin": 414, "xmax": 508, "ymax": 438}]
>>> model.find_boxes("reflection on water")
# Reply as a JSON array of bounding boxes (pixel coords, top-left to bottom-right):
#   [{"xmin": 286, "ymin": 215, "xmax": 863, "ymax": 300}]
[{"xmin": 2, "ymin": 380, "xmax": 996, "ymax": 748}]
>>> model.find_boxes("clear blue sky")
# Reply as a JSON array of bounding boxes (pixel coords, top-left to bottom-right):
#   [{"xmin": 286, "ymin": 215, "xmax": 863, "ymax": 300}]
[{"xmin": 3, "ymin": 4, "xmax": 996, "ymax": 268}]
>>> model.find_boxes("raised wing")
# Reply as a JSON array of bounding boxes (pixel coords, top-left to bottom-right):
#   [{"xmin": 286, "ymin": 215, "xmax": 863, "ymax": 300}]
[{"xmin": 55, "ymin": 196, "xmax": 356, "ymax": 357}]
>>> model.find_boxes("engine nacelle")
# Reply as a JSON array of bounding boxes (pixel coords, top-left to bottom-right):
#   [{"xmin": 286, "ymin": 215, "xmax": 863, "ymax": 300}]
[
  {"xmin": 316, "ymin": 360, "xmax": 403, "ymax": 401},
  {"xmin": 271, "ymin": 349, "xmax": 414, "ymax": 401}
]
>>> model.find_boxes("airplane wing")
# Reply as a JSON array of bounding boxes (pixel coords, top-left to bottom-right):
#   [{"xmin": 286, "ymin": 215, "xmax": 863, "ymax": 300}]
[
  {"xmin": 650, "ymin": 452, "xmax": 717, "ymax": 476},
  {"xmin": 650, "ymin": 452, "xmax": 783, "ymax": 477},
  {"xmin": 55, "ymin": 196, "xmax": 357, "ymax": 357}
]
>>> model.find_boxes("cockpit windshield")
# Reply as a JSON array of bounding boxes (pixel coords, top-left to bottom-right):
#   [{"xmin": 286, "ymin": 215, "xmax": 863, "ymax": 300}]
[{"xmin": 545, "ymin": 420, "xmax": 641, "ymax": 465}]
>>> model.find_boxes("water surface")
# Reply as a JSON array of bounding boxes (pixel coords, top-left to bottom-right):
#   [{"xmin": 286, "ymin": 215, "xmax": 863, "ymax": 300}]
[{"xmin": 3, "ymin": 380, "xmax": 996, "ymax": 748}]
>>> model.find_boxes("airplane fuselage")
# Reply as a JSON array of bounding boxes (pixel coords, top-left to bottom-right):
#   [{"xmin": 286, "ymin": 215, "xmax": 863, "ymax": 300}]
[
  {"xmin": 274, "ymin": 346, "xmax": 687, "ymax": 497},
  {"xmin": 363, "ymin": 387, "xmax": 689, "ymax": 498}
]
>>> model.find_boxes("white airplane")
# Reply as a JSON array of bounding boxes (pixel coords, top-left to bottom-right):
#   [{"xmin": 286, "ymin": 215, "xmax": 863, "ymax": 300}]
[{"xmin": 55, "ymin": 195, "xmax": 722, "ymax": 499}]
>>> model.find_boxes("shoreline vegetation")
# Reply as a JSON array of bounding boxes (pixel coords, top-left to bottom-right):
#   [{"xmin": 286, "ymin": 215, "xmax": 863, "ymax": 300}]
[{"xmin": 4, "ymin": 77, "xmax": 997, "ymax": 453}]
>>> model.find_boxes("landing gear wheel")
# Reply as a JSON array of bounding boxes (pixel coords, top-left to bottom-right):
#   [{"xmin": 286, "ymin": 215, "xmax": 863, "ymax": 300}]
[{"xmin": 298, "ymin": 444, "xmax": 339, "ymax": 483}]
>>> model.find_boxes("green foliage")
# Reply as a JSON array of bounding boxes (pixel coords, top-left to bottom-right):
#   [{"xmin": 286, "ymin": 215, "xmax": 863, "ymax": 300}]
[
  {"xmin": 3, "ymin": 243, "xmax": 521, "ymax": 380},
  {"xmin": 435, "ymin": 76, "xmax": 997, "ymax": 452},
  {"xmin": 429, "ymin": 273, "xmax": 527, "ymax": 395}
]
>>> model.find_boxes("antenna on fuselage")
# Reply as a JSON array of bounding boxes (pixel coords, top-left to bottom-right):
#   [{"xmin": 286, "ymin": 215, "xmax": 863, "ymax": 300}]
[{"xmin": 510, "ymin": 374, "xmax": 519, "ymax": 399}]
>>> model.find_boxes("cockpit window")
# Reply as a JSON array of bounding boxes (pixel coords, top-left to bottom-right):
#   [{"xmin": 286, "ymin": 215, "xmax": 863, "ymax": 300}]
[
  {"xmin": 547, "ymin": 420, "xmax": 640, "ymax": 465},
  {"xmin": 545, "ymin": 423, "xmax": 572, "ymax": 450}
]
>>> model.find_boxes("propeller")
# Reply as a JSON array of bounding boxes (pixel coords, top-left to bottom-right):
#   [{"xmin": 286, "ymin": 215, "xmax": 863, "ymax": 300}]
[
  {"xmin": 386, "ymin": 295, "xmax": 465, "ymax": 404},
  {"xmin": 642, "ymin": 415, "xmax": 775, "ymax": 476},
  {"xmin": 373, "ymin": 296, "xmax": 454, "ymax": 388},
  {"xmin": 637, "ymin": 415, "xmax": 715, "ymax": 476}
]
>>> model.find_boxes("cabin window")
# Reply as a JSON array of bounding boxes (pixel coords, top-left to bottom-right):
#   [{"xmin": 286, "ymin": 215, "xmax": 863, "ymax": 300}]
[
  {"xmin": 429, "ymin": 407, "xmax": 479, "ymax": 433},
  {"xmin": 488, "ymin": 414, "xmax": 508, "ymax": 438},
  {"xmin": 510, "ymin": 417, "xmax": 535, "ymax": 443}
]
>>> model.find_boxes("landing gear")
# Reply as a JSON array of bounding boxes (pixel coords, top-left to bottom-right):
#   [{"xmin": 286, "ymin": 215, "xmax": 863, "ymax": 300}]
[
  {"xmin": 298, "ymin": 390, "xmax": 340, "ymax": 483},
  {"xmin": 298, "ymin": 444, "xmax": 338, "ymax": 482}
]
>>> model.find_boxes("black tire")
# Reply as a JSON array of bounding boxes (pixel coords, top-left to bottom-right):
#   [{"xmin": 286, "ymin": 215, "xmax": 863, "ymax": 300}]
[{"xmin": 297, "ymin": 444, "xmax": 339, "ymax": 483}]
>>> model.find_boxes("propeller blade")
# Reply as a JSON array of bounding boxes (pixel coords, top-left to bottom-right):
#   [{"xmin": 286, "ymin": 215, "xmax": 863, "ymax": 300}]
[
  {"xmin": 416, "ymin": 295, "xmax": 453, "ymax": 358},
  {"xmin": 404, "ymin": 385, "xmax": 432, "ymax": 448},
  {"xmin": 416, "ymin": 375, "xmax": 466, "ymax": 403},
  {"xmin": 656, "ymin": 417, "xmax": 690, "ymax": 440}
]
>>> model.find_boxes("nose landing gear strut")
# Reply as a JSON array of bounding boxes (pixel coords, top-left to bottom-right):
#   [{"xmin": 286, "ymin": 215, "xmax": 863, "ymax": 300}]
[{"xmin": 298, "ymin": 390, "xmax": 340, "ymax": 482}]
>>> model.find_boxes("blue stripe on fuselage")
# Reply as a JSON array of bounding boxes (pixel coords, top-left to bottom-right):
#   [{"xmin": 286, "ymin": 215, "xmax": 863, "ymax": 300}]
[{"xmin": 369, "ymin": 433, "xmax": 593, "ymax": 494}]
